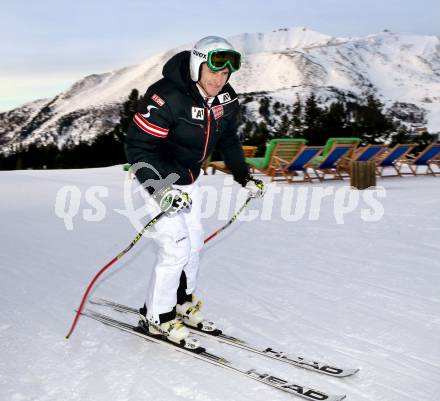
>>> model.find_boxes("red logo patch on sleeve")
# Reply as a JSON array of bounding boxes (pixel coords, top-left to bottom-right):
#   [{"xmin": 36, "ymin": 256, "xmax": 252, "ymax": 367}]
[
  {"xmin": 151, "ymin": 94, "xmax": 165, "ymax": 107},
  {"xmin": 212, "ymin": 105, "xmax": 224, "ymax": 120}
]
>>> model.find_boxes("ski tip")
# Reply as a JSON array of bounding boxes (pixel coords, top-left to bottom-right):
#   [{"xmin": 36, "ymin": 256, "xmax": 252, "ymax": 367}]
[
  {"xmin": 89, "ymin": 297, "xmax": 103, "ymax": 304},
  {"xmin": 330, "ymin": 395, "xmax": 347, "ymax": 401},
  {"xmin": 330, "ymin": 367, "xmax": 360, "ymax": 377},
  {"xmin": 344, "ymin": 367, "xmax": 360, "ymax": 376}
]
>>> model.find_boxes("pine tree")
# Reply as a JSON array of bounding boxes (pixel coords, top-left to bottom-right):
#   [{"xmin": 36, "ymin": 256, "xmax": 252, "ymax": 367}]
[
  {"xmin": 97, "ymin": 88, "xmax": 140, "ymax": 166},
  {"xmin": 414, "ymin": 131, "xmax": 435, "ymax": 153},
  {"xmin": 241, "ymin": 121, "xmax": 255, "ymax": 143},
  {"xmin": 259, "ymin": 97, "xmax": 271, "ymax": 121},
  {"xmin": 276, "ymin": 114, "xmax": 291, "ymax": 137},
  {"xmin": 303, "ymin": 93, "xmax": 324, "ymax": 145},
  {"xmin": 273, "ymin": 101, "xmax": 281, "ymax": 116},
  {"xmin": 253, "ymin": 121, "xmax": 270, "ymax": 156},
  {"xmin": 239, "ymin": 104, "xmax": 247, "ymax": 124},
  {"xmin": 112, "ymin": 89, "xmax": 139, "ymax": 142},
  {"xmin": 390, "ymin": 124, "xmax": 411, "ymax": 146},
  {"xmin": 320, "ymin": 101, "xmax": 348, "ymax": 143},
  {"xmin": 352, "ymin": 95, "xmax": 396, "ymax": 143},
  {"xmin": 291, "ymin": 95, "xmax": 303, "ymax": 137},
  {"xmin": 15, "ymin": 143, "xmax": 23, "ymax": 170}
]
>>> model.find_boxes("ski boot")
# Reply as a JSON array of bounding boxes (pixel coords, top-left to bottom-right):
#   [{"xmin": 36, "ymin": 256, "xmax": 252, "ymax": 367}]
[
  {"xmin": 176, "ymin": 297, "xmax": 219, "ymax": 333},
  {"xmin": 138, "ymin": 306, "xmax": 201, "ymax": 350}
]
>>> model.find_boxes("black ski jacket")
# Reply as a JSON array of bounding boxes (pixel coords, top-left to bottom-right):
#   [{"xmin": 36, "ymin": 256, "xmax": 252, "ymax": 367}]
[{"xmin": 125, "ymin": 51, "xmax": 250, "ymax": 194}]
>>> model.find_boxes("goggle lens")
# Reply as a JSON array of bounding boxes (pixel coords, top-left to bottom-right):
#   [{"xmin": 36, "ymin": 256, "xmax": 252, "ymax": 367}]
[{"xmin": 208, "ymin": 50, "xmax": 241, "ymax": 72}]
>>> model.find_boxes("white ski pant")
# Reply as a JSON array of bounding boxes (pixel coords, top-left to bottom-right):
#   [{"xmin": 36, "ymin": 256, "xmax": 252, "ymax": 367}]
[{"xmin": 144, "ymin": 181, "xmax": 204, "ymax": 324}]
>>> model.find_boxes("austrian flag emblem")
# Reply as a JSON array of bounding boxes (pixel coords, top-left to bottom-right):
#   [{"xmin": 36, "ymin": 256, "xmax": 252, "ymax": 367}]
[
  {"xmin": 212, "ymin": 105, "xmax": 224, "ymax": 120},
  {"xmin": 151, "ymin": 94, "xmax": 165, "ymax": 107}
]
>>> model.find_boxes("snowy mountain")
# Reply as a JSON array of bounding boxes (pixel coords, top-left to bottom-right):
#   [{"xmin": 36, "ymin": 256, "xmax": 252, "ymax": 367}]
[
  {"xmin": 1, "ymin": 166, "xmax": 439, "ymax": 400},
  {"xmin": 1, "ymin": 26, "xmax": 440, "ymax": 152}
]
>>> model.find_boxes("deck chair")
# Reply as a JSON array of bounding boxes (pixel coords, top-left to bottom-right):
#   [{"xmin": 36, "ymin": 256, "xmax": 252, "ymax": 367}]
[
  {"xmin": 376, "ymin": 143, "xmax": 416, "ymax": 177},
  {"xmin": 398, "ymin": 143, "xmax": 440, "ymax": 176},
  {"xmin": 272, "ymin": 146, "xmax": 323, "ymax": 183},
  {"xmin": 246, "ymin": 138, "xmax": 307, "ymax": 181},
  {"xmin": 353, "ymin": 144, "xmax": 387, "ymax": 161},
  {"xmin": 313, "ymin": 137, "xmax": 361, "ymax": 165},
  {"xmin": 338, "ymin": 144, "xmax": 387, "ymax": 174},
  {"xmin": 306, "ymin": 144, "xmax": 354, "ymax": 181},
  {"xmin": 209, "ymin": 146, "xmax": 258, "ymax": 174}
]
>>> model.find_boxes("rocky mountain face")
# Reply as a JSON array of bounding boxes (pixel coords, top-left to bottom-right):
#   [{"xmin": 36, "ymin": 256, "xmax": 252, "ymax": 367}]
[{"xmin": 1, "ymin": 27, "xmax": 439, "ymax": 153}]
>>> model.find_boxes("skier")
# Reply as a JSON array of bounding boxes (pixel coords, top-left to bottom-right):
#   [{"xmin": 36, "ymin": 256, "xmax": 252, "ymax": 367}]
[{"xmin": 125, "ymin": 36, "xmax": 265, "ymax": 348}]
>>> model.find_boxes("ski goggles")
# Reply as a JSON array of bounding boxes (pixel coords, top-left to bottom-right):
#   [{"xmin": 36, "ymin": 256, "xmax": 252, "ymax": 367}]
[{"xmin": 207, "ymin": 49, "xmax": 241, "ymax": 73}]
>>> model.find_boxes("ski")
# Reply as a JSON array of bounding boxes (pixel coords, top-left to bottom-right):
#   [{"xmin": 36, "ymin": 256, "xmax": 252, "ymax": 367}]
[
  {"xmin": 82, "ymin": 308, "xmax": 346, "ymax": 401},
  {"xmin": 90, "ymin": 298, "xmax": 359, "ymax": 378}
]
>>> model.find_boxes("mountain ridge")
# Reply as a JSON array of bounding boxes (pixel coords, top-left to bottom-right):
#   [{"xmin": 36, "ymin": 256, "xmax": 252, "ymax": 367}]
[{"xmin": 1, "ymin": 26, "xmax": 439, "ymax": 152}]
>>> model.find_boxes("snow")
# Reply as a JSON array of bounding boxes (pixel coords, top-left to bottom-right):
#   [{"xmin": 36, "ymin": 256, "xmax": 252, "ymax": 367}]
[
  {"xmin": 230, "ymin": 27, "xmax": 347, "ymax": 55},
  {"xmin": 55, "ymin": 50, "xmax": 174, "ymax": 116},
  {"xmin": 1, "ymin": 165, "xmax": 440, "ymax": 401}
]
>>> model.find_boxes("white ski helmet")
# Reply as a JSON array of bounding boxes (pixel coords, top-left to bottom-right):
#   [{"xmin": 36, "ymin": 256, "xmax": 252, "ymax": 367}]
[{"xmin": 189, "ymin": 36, "xmax": 241, "ymax": 82}]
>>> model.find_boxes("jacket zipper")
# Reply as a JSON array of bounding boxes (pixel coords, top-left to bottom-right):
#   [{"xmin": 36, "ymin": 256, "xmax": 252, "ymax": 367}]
[{"xmin": 199, "ymin": 107, "xmax": 211, "ymax": 162}]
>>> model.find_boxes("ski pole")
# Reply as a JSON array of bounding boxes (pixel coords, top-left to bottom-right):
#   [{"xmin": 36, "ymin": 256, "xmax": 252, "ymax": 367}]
[
  {"xmin": 65, "ymin": 211, "xmax": 166, "ymax": 339},
  {"xmin": 66, "ymin": 193, "xmax": 253, "ymax": 338},
  {"xmin": 204, "ymin": 194, "xmax": 253, "ymax": 244}
]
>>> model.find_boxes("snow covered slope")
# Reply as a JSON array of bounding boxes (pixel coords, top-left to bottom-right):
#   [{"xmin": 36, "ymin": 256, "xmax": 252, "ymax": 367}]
[
  {"xmin": 1, "ymin": 26, "xmax": 440, "ymax": 151},
  {"xmin": 1, "ymin": 166, "xmax": 439, "ymax": 400}
]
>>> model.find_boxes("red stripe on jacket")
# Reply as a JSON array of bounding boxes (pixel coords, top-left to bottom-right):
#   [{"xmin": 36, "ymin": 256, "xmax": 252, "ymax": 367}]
[{"xmin": 133, "ymin": 113, "xmax": 169, "ymax": 138}]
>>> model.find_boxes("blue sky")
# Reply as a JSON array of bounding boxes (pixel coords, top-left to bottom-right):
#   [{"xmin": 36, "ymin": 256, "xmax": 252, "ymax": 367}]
[{"xmin": 1, "ymin": 0, "xmax": 439, "ymax": 111}]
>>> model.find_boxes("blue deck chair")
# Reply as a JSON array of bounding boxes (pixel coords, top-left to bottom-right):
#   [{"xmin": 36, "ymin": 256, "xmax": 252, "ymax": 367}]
[
  {"xmin": 307, "ymin": 144, "xmax": 353, "ymax": 181},
  {"xmin": 272, "ymin": 146, "xmax": 323, "ymax": 182},
  {"xmin": 399, "ymin": 143, "xmax": 440, "ymax": 176},
  {"xmin": 376, "ymin": 144, "xmax": 416, "ymax": 177},
  {"xmin": 339, "ymin": 144, "xmax": 387, "ymax": 175},
  {"xmin": 354, "ymin": 144, "xmax": 387, "ymax": 161}
]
